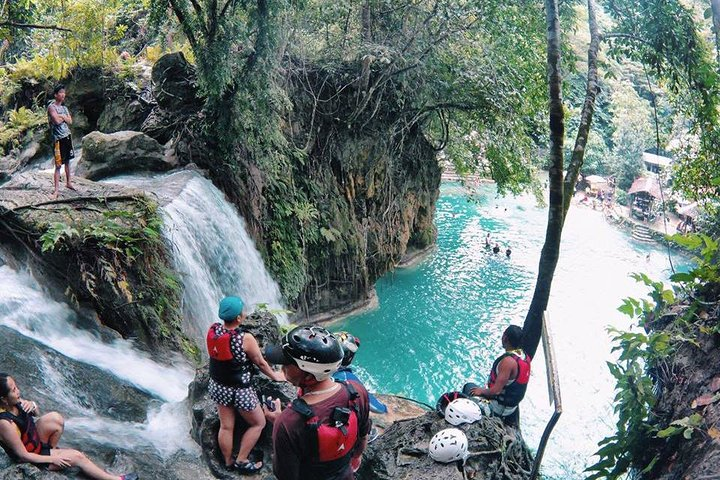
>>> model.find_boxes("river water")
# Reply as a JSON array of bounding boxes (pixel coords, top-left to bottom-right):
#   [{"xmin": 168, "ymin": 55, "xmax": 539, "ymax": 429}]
[{"xmin": 333, "ymin": 183, "xmax": 690, "ymax": 478}]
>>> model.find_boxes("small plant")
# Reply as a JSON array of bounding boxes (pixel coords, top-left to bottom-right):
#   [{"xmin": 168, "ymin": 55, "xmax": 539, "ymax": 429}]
[{"xmin": 656, "ymin": 413, "xmax": 703, "ymax": 440}]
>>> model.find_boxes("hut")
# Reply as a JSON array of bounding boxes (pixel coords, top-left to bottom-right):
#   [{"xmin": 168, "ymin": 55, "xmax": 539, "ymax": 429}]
[
  {"xmin": 585, "ymin": 175, "xmax": 608, "ymax": 193},
  {"xmin": 676, "ymin": 202, "xmax": 698, "ymax": 233},
  {"xmin": 627, "ymin": 176, "xmax": 663, "ymax": 221},
  {"xmin": 642, "ymin": 151, "xmax": 672, "ymax": 174}
]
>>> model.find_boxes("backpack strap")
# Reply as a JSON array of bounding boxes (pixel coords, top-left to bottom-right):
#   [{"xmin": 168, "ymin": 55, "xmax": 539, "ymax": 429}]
[{"xmin": 290, "ymin": 398, "xmax": 316, "ymax": 420}]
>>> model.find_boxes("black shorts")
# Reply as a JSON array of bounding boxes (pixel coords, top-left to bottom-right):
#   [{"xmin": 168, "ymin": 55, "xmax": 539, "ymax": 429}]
[
  {"xmin": 36, "ymin": 443, "xmax": 52, "ymax": 470},
  {"xmin": 53, "ymin": 136, "xmax": 73, "ymax": 167}
]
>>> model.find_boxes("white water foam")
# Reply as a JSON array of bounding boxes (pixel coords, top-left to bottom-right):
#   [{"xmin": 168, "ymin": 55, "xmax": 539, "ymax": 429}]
[
  {"xmin": 117, "ymin": 171, "xmax": 287, "ymax": 345},
  {"xmin": 0, "ymin": 266, "xmax": 193, "ymax": 402}
]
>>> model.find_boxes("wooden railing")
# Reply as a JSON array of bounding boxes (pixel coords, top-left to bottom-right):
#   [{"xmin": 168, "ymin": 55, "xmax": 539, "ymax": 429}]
[{"xmin": 530, "ymin": 312, "xmax": 563, "ymax": 480}]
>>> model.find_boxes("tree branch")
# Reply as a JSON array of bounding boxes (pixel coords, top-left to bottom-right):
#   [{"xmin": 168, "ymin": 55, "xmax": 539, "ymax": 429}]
[
  {"xmin": 563, "ymin": 0, "xmax": 601, "ymax": 220},
  {"xmin": 0, "ymin": 21, "xmax": 71, "ymax": 32},
  {"xmin": 603, "ymin": 32, "xmax": 654, "ymax": 49},
  {"xmin": 219, "ymin": 0, "xmax": 235, "ymax": 19},
  {"xmin": 167, "ymin": 0, "xmax": 199, "ymax": 48}
]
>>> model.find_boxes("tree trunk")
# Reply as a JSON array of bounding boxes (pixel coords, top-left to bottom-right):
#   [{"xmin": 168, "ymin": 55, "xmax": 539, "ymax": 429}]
[
  {"xmin": 563, "ymin": 0, "xmax": 601, "ymax": 220},
  {"xmin": 361, "ymin": 0, "xmax": 372, "ymax": 43},
  {"xmin": 522, "ymin": 0, "xmax": 565, "ymax": 359},
  {"xmin": 712, "ymin": 0, "xmax": 720, "ymax": 62}
]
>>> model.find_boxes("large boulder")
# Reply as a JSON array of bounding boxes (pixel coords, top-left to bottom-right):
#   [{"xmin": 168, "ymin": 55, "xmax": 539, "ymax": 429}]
[
  {"xmin": 77, "ymin": 130, "xmax": 177, "ymax": 180},
  {"xmin": 358, "ymin": 411, "xmax": 533, "ymax": 480},
  {"xmin": 189, "ymin": 311, "xmax": 295, "ymax": 479},
  {"xmin": 97, "ymin": 99, "xmax": 153, "ymax": 134},
  {"xmin": 0, "ymin": 172, "xmax": 190, "ymax": 354},
  {"xmin": 142, "ymin": 52, "xmax": 203, "ymax": 145},
  {"xmin": 0, "ymin": 129, "xmax": 52, "ymax": 184},
  {"xmin": 150, "ymin": 52, "xmax": 200, "ymax": 110}
]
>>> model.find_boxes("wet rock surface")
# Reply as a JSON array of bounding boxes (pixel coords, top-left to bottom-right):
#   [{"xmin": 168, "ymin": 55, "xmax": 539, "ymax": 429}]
[
  {"xmin": 0, "ymin": 172, "xmax": 188, "ymax": 352},
  {"xmin": 358, "ymin": 411, "xmax": 533, "ymax": 480},
  {"xmin": 77, "ymin": 130, "xmax": 177, "ymax": 180}
]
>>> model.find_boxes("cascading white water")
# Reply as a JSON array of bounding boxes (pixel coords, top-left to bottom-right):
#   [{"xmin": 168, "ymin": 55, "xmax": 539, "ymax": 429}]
[
  {"xmin": 0, "ymin": 168, "xmax": 287, "ymax": 475},
  {"xmin": 0, "ymin": 264, "xmax": 199, "ymax": 457},
  {"xmin": 113, "ymin": 170, "xmax": 287, "ymax": 346}
]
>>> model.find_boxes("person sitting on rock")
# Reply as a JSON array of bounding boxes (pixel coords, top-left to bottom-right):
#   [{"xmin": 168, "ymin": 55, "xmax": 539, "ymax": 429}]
[
  {"xmin": 462, "ymin": 325, "xmax": 532, "ymax": 427},
  {"xmin": 206, "ymin": 296, "xmax": 285, "ymax": 474},
  {"xmin": 0, "ymin": 373, "xmax": 138, "ymax": 480},
  {"xmin": 263, "ymin": 326, "xmax": 372, "ymax": 480}
]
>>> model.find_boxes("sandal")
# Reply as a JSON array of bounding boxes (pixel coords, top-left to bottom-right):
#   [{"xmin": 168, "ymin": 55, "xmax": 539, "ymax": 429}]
[{"xmin": 233, "ymin": 460, "xmax": 263, "ymax": 475}]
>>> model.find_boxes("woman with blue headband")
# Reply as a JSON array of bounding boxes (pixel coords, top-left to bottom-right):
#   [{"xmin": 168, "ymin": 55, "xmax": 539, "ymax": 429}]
[{"xmin": 206, "ymin": 296, "xmax": 285, "ymax": 474}]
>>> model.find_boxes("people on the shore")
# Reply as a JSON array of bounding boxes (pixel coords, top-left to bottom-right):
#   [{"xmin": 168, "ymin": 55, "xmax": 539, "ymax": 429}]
[
  {"xmin": 47, "ymin": 84, "xmax": 74, "ymax": 198},
  {"xmin": 263, "ymin": 326, "xmax": 371, "ymax": 480},
  {"xmin": 485, "ymin": 233, "xmax": 491, "ymax": 248},
  {"xmin": 206, "ymin": 296, "xmax": 285, "ymax": 474},
  {"xmin": 492, "ymin": 243, "xmax": 500, "ymax": 254},
  {"xmin": 462, "ymin": 325, "xmax": 531, "ymax": 427},
  {"xmin": 0, "ymin": 373, "xmax": 138, "ymax": 480}
]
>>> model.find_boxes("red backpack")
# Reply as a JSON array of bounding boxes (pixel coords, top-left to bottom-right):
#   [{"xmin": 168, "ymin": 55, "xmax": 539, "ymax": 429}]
[{"xmin": 291, "ymin": 381, "xmax": 361, "ymax": 463}]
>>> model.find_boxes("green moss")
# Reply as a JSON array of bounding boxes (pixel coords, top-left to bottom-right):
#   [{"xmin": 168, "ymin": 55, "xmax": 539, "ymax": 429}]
[{"xmin": 34, "ymin": 195, "xmax": 192, "ymax": 357}]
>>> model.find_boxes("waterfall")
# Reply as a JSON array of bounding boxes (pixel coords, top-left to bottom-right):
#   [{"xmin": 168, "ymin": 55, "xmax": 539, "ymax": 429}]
[
  {"xmin": 0, "ymin": 168, "xmax": 286, "ymax": 476},
  {"xmin": 113, "ymin": 170, "xmax": 287, "ymax": 346},
  {"xmin": 0, "ymin": 263, "xmax": 199, "ymax": 460}
]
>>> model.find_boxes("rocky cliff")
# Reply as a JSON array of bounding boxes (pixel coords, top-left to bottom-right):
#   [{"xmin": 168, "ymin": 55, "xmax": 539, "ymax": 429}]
[
  {"xmin": 0, "ymin": 172, "xmax": 194, "ymax": 356},
  {"xmin": 140, "ymin": 53, "xmax": 441, "ymax": 317},
  {"xmin": 641, "ymin": 297, "xmax": 720, "ymax": 479}
]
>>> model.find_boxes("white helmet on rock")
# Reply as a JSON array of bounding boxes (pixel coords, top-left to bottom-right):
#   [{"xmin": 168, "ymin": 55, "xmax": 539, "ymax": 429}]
[
  {"xmin": 429, "ymin": 428, "xmax": 468, "ymax": 463},
  {"xmin": 444, "ymin": 398, "xmax": 484, "ymax": 426}
]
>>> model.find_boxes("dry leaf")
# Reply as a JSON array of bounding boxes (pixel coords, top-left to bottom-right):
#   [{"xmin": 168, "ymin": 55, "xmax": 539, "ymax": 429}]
[
  {"xmin": 693, "ymin": 393, "xmax": 720, "ymax": 408},
  {"xmin": 709, "ymin": 427, "xmax": 720, "ymax": 441},
  {"xmin": 711, "ymin": 376, "xmax": 720, "ymax": 393}
]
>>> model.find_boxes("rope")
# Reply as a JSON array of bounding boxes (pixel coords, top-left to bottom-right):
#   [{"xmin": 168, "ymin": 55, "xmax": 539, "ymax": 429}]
[{"xmin": 384, "ymin": 394, "xmax": 434, "ymax": 411}]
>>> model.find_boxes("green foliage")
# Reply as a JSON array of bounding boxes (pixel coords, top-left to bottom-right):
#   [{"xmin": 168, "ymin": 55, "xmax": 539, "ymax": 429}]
[
  {"xmin": 3, "ymin": 0, "xmax": 136, "ymax": 86},
  {"xmin": 0, "ymin": 107, "xmax": 46, "ymax": 153},
  {"xmin": 586, "ymin": 273, "xmax": 681, "ymax": 479},
  {"xmin": 614, "ymin": 188, "xmax": 628, "ymax": 206},
  {"xmin": 0, "ymin": 69, "xmax": 21, "ymax": 106},
  {"xmin": 588, "ymin": 228, "xmax": 720, "ymax": 478},
  {"xmin": 40, "ymin": 205, "xmax": 162, "ymax": 262},
  {"xmin": 656, "ymin": 413, "xmax": 703, "ymax": 440},
  {"xmin": 668, "ymin": 233, "xmax": 720, "ymax": 286}
]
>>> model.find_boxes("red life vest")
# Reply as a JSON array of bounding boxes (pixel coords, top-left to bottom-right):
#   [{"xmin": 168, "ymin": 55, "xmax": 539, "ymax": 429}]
[
  {"xmin": 291, "ymin": 381, "xmax": 361, "ymax": 474},
  {"xmin": 206, "ymin": 323, "xmax": 252, "ymax": 387},
  {"xmin": 0, "ymin": 406, "xmax": 44, "ymax": 461},
  {"xmin": 487, "ymin": 351, "xmax": 532, "ymax": 407}
]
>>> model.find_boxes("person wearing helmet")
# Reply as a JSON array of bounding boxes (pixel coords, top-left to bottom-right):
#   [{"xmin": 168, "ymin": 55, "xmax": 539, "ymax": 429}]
[
  {"xmin": 463, "ymin": 325, "xmax": 532, "ymax": 427},
  {"xmin": 263, "ymin": 326, "xmax": 372, "ymax": 480},
  {"xmin": 333, "ymin": 332, "xmax": 387, "ymax": 415},
  {"xmin": 207, "ymin": 297, "xmax": 285, "ymax": 474}
]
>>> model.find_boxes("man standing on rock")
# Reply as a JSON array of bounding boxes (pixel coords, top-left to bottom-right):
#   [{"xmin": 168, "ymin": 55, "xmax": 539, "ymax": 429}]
[
  {"xmin": 48, "ymin": 84, "xmax": 74, "ymax": 198},
  {"xmin": 463, "ymin": 325, "xmax": 532, "ymax": 427},
  {"xmin": 263, "ymin": 326, "xmax": 371, "ymax": 480}
]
